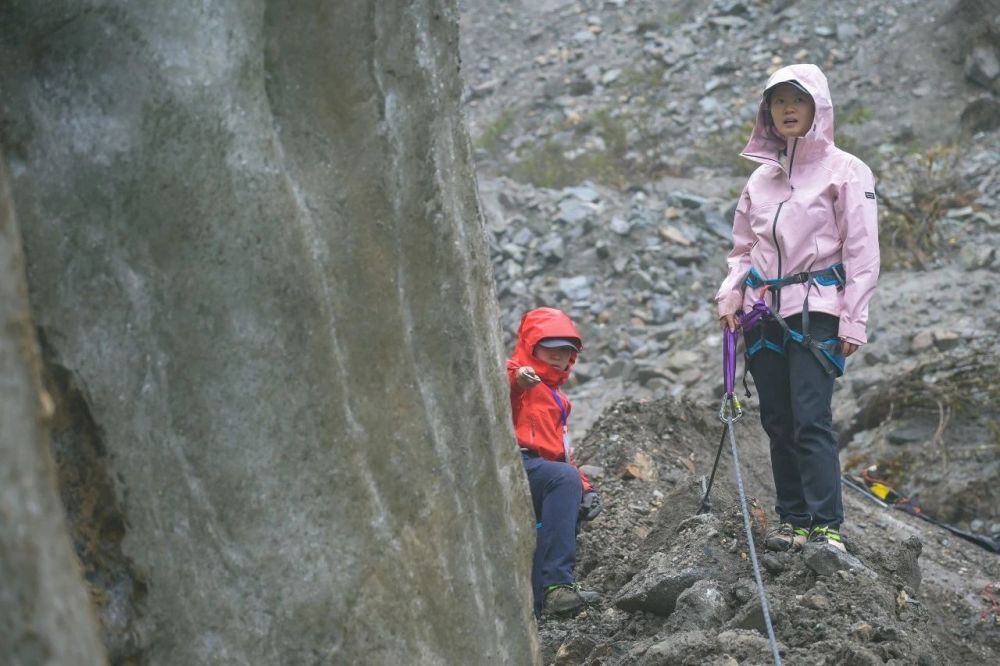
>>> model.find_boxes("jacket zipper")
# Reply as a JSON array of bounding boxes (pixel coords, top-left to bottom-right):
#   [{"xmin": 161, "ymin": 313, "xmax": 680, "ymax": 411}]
[{"xmin": 770, "ymin": 138, "xmax": 799, "ymax": 313}]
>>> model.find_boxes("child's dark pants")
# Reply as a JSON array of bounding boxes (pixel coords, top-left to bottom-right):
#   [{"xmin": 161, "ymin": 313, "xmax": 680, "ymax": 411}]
[
  {"xmin": 746, "ymin": 312, "xmax": 844, "ymax": 530},
  {"xmin": 522, "ymin": 455, "xmax": 582, "ymax": 617}
]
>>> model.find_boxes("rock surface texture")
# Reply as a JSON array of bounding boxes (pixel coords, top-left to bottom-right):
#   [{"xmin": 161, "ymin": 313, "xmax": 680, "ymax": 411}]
[
  {"xmin": 0, "ymin": 2, "xmax": 539, "ymax": 664},
  {"xmin": 0, "ymin": 156, "xmax": 109, "ymax": 665}
]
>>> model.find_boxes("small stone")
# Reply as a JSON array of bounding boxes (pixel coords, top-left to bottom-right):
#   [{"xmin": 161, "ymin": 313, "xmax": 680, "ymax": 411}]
[
  {"xmin": 837, "ymin": 22, "xmax": 860, "ymax": 40},
  {"xmin": 601, "ymin": 68, "xmax": 622, "ymax": 85},
  {"xmin": 558, "ymin": 275, "xmax": 592, "ymax": 300},
  {"xmin": 965, "ymin": 39, "xmax": 1000, "ymax": 89},
  {"xmin": 761, "ymin": 554, "xmax": 786, "ymax": 574},
  {"xmin": 851, "ymin": 622, "xmax": 875, "ymax": 642},
  {"xmin": 802, "ymin": 594, "xmax": 831, "ymax": 610},
  {"xmin": 910, "ymin": 331, "xmax": 934, "ymax": 352},
  {"xmin": 610, "ymin": 216, "xmax": 632, "ymax": 235},
  {"xmin": 659, "ymin": 225, "xmax": 693, "ymax": 246},
  {"xmin": 621, "ymin": 451, "xmax": 657, "ymax": 481}
]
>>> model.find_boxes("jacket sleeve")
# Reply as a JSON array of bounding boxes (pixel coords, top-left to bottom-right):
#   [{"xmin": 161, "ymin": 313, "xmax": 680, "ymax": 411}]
[
  {"xmin": 506, "ymin": 359, "xmax": 525, "ymax": 394},
  {"xmin": 835, "ymin": 160, "xmax": 880, "ymax": 345},
  {"xmin": 715, "ymin": 186, "xmax": 754, "ymax": 317}
]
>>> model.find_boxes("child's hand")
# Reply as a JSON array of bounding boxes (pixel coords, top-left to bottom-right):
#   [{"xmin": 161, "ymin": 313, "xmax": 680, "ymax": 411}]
[{"xmin": 516, "ymin": 366, "xmax": 541, "ymax": 388}]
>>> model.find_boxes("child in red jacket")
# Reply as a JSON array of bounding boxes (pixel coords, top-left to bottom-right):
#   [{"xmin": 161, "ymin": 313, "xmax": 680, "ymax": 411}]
[{"xmin": 507, "ymin": 307, "xmax": 601, "ymax": 617}]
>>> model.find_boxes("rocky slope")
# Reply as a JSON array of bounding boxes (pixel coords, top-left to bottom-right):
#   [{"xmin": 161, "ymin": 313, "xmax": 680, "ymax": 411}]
[{"xmin": 459, "ymin": 0, "xmax": 1000, "ymax": 662}]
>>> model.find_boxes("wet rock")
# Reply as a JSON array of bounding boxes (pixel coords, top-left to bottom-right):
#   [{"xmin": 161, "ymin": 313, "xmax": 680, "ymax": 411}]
[
  {"xmin": 852, "ymin": 621, "xmax": 876, "ymax": 642},
  {"xmin": 961, "ymin": 97, "xmax": 1000, "ymax": 134},
  {"xmin": 761, "ymin": 553, "xmax": 787, "ymax": 574},
  {"xmin": 621, "ymin": 451, "xmax": 657, "ymax": 481},
  {"xmin": 659, "ymin": 225, "xmax": 693, "ymax": 246},
  {"xmin": 614, "ymin": 553, "xmax": 708, "ymax": 616},
  {"xmin": 725, "ymin": 596, "xmax": 780, "ymax": 634},
  {"xmin": 837, "ymin": 22, "xmax": 861, "ymax": 40},
  {"xmin": 638, "ymin": 630, "xmax": 712, "ymax": 664},
  {"xmin": 961, "ymin": 242, "xmax": 996, "ymax": 270},
  {"xmin": 715, "ymin": 630, "xmax": 773, "ymax": 661},
  {"xmin": 892, "ymin": 536, "xmax": 922, "ymax": 590},
  {"xmin": 554, "ymin": 635, "xmax": 597, "ymax": 664},
  {"xmin": 887, "ymin": 424, "xmax": 929, "ymax": 445},
  {"xmin": 557, "ymin": 199, "xmax": 596, "ymax": 224},
  {"xmin": 836, "ymin": 645, "xmax": 883, "ymax": 665},
  {"xmin": 539, "ymin": 236, "xmax": 566, "ymax": 262},
  {"xmin": 559, "ymin": 275, "xmax": 592, "ymax": 300},
  {"xmin": 802, "ymin": 542, "xmax": 870, "ymax": 577},
  {"xmin": 965, "ymin": 38, "xmax": 1000, "ymax": 90},
  {"xmin": 610, "ymin": 216, "xmax": 632, "ymax": 235},
  {"xmin": 469, "ymin": 78, "xmax": 500, "ymax": 99},
  {"xmin": 672, "ymin": 580, "xmax": 731, "ymax": 629},
  {"xmin": 664, "ymin": 350, "xmax": 700, "ymax": 372}
]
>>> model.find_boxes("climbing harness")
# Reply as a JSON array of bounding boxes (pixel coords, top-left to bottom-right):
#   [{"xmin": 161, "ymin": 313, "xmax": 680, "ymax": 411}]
[
  {"xmin": 548, "ymin": 387, "xmax": 572, "ymax": 464},
  {"xmin": 843, "ymin": 467, "xmax": 1000, "ymax": 554},
  {"xmin": 699, "ymin": 319, "xmax": 783, "ymax": 666},
  {"xmin": 743, "ymin": 264, "xmax": 847, "ymax": 378}
]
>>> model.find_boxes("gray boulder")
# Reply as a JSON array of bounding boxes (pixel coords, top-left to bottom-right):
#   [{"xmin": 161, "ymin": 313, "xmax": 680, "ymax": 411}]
[
  {"xmin": 0, "ymin": 156, "xmax": 108, "ymax": 666},
  {"xmin": 0, "ymin": 2, "xmax": 538, "ymax": 663}
]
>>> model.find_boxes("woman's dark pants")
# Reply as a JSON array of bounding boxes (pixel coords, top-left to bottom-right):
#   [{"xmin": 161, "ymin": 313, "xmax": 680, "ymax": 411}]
[{"xmin": 746, "ymin": 312, "xmax": 844, "ymax": 530}]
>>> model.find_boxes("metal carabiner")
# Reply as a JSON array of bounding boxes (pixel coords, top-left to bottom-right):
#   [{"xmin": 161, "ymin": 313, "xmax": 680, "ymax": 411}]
[{"xmin": 718, "ymin": 392, "xmax": 743, "ymax": 424}]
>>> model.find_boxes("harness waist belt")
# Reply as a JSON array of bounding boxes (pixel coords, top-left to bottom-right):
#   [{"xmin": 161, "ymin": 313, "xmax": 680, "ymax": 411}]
[{"xmin": 745, "ymin": 263, "xmax": 845, "ymax": 290}]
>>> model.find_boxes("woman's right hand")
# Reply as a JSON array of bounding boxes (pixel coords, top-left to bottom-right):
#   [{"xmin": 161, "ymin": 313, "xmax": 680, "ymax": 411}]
[{"xmin": 720, "ymin": 313, "xmax": 739, "ymax": 332}]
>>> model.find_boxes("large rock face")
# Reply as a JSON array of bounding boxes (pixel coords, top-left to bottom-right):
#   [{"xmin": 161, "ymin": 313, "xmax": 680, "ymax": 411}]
[
  {"xmin": 0, "ymin": 2, "xmax": 539, "ymax": 663},
  {"xmin": 0, "ymin": 157, "xmax": 108, "ymax": 665}
]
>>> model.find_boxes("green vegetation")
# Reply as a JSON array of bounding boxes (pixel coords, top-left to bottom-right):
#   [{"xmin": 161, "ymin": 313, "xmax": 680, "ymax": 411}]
[
  {"xmin": 694, "ymin": 119, "xmax": 757, "ymax": 177},
  {"xmin": 476, "ymin": 106, "xmax": 517, "ymax": 154},
  {"xmin": 511, "ymin": 109, "xmax": 637, "ymax": 188},
  {"xmin": 877, "ymin": 144, "xmax": 973, "ymax": 270},
  {"xmin": 844, "ymin": 106, "xmax": 874, "ymax": 125},
  {"xmin": 513, "ymin": 139, "xmax": 628, "ymax": 190}
]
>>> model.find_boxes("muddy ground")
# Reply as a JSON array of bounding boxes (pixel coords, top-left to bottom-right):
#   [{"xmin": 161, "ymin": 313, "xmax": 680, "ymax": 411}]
[{"xmin": 538, "ymin": 397, "xmax": 1000, "ymax": 665}]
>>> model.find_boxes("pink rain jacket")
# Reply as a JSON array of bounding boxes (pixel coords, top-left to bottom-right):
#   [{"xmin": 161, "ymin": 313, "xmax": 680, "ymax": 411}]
[{"xmin": 715, "ymin": 64, "xmax": 880, "ymax": 345}]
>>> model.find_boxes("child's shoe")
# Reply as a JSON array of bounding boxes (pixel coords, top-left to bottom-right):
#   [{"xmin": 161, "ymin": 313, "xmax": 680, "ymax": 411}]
[
  {"xmin": 765, "ymin": 523, "xmax": 809, "ymax": 551},
  {"xmin": 544, "ymin": 583, "xmax": 600, "ymax": 615},
  {"xmin": 808, "ymin": 526, "xmax": 846, "ymax": 552}
]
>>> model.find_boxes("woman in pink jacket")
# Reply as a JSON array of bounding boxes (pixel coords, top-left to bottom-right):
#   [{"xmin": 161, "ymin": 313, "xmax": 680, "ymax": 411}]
[{"xmin": 716, "ymin": 64, "xmax": 879, "ymax": 553}]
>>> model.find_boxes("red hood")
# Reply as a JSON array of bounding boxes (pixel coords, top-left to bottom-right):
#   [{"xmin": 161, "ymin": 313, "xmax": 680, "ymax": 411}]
[{"xmin": 506, "ymin": 307, "xmax": 582, "ymax": 387}]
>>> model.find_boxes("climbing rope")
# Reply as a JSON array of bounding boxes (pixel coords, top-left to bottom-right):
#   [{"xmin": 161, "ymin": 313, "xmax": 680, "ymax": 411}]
[
  {"xmin": 720, "ymin": 393, "xmax": 783, "ymax": 666},
  {"xmin": 699, "ymin": 324, "xmax": 783, "ymax": 665}
]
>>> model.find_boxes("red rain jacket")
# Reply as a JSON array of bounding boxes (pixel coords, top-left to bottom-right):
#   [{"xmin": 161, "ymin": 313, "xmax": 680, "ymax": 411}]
[{"xmin": 506, "ymin": 307, "xmax": 592, "ymax": 493}]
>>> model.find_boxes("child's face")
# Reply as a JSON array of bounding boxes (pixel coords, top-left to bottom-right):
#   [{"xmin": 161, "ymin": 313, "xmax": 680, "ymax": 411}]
[
  {"xmin": 533, "ymin": 345, "xmax": 574, "ymax": 372},
  {"xmin": 768, "ymin": 83, "xmax": 815, "ymax": 138}
]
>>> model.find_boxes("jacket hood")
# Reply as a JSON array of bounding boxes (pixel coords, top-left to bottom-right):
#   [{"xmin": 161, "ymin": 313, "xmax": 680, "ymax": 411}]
[
  {"xmin": 741, "ymin": 63, "xmax": 835, "ymax": 166},
  {"xmin": 507, "ymin": 307, "xmax": 582, "ymax": 387}
]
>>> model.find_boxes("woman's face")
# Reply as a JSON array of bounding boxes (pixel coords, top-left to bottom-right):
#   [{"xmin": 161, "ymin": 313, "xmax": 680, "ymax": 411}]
[{"xmin": 768, "ymin": 83, "xmax": 815, "ymax": 138}]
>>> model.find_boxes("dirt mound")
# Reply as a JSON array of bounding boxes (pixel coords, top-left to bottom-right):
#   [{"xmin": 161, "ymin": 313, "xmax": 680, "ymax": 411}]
[{"xmin": 543, "ymin": 397, "xmax": 1000, "ymax": 665}]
